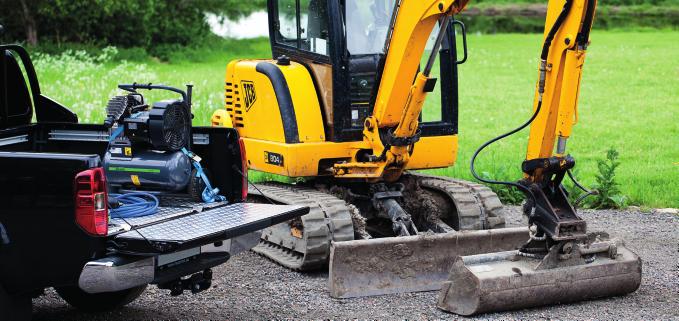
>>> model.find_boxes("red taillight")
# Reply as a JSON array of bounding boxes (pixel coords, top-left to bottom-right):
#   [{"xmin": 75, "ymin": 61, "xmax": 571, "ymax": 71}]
[
  {"xmin": 74, "ymin": 167, "xmax": 108, "ymax": 236},
  {"xmin": 238, "ymin": 137, "xmax": 248, "ymax": 200}
]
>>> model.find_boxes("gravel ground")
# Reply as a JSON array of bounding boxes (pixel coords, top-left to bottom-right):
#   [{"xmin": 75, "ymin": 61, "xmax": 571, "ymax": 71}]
[{"xmin": 33, "ymin": 206, "xmax": 678, "ymax": 320}]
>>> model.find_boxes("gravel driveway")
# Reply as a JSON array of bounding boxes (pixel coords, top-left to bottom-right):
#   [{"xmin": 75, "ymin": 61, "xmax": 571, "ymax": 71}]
[{"xmin": 33, "ymin": 207, "xmax": 678, "ymax": 320}]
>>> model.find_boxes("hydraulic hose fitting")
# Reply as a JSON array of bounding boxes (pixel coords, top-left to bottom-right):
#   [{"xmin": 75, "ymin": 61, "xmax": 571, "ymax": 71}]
[
  {"xmin": 556, "ymin": 136, "xmax": 568, "ymax": 155},
  {"xmin": 538, "ymin": 59, "xmax": 547, "ymax": 96}
]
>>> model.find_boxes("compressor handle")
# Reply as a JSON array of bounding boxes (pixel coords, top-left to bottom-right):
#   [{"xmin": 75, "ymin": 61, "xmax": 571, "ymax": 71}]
[{"xmin": 118, "ymin": 83, "xmax": 193, "ymax": 108}]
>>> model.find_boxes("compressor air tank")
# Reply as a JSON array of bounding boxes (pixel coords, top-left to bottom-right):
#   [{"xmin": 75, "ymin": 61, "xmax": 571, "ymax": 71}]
[{"xmin": 104, "ymin": 149, "xmax": 192, "ymax": 192}]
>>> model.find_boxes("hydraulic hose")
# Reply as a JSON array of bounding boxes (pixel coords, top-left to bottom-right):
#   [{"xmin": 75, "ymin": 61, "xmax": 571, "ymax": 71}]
[
  {"xmin": 469, "ymin": 101, "xmax": 542, "ymax": 203},
  {"xmin": 109, "ymin": 192, "xmax": 159, "ymax": 218},
  {"xmin": 469, "ymin": 0, "xmax": 573, "ymax": 205},
  {"xmin": 566, "ymin": 169, "xmax": 598, "ymax": 207},
  {"xmin": 541, "ymin": 0, "xmax": 574, "ymax": 60},
  {"xmin": 577, "ymin": 0, "xmax": 596, "ymax": 48}
]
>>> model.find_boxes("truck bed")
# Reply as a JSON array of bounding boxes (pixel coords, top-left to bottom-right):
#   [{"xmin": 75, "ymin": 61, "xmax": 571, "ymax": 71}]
[{"xmin": 0, "ymin": 122, "xmax": 247, "ymax": 203}]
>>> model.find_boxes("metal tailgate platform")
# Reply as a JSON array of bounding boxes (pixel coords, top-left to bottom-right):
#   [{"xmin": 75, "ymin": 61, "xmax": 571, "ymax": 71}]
[{"xmin": 113, "ymin": 203, "xmax": 309, "ymax": 254}]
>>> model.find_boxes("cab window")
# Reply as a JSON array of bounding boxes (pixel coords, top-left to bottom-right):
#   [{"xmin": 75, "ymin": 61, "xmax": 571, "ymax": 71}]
[
  {"xmin": 345, "ymin": 0, "xmax": 395, "ymax": 55},
  {"xmin": 275, "ymin": 0, "xmax": 329, "ymax": 56},
  {"xmin": 276, "ymin": 0, "xmax": 298, "ymax": 46}
]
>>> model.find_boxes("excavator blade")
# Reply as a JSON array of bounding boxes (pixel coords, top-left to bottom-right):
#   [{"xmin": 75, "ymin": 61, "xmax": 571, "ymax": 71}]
[
  {"xmin": 328, "ymin": 227, "xmax": 528, "ymax": 298},
  {"xmin": 437, "ymin": 235, "xmax": 642, "ymax": 315}
]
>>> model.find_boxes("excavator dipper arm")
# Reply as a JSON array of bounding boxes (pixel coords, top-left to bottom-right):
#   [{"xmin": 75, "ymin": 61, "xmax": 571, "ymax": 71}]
[
  {"xmin": 437, "ymin": 0, "xmax": 642, "ymax": 315},
  {"xmin": 520, "ymin": 0, "xmax": 598, "ymax": 241}
]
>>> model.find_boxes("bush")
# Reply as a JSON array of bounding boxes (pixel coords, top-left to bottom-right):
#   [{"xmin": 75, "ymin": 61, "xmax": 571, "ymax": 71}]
[
  {"xmin": 458, "ymin": 4, "xmax": 679, "ymax": 33},
  {"xmin": 478, "ymin": 148, "xmax": 629, "ymax": 209},
  {"xmin": 565, "ymin": 148, "xmax": 629, "ymax": 209},
  {"xmin": 114, "ymin": 47, "xmax": 151, "ymax": 62},
  {"xmin": 584, "ymin": 149, "xmax": 628, "ymax": 209}
]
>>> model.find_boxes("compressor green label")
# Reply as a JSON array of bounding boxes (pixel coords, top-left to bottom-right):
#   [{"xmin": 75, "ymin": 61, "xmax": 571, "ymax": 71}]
[{"xmin": 108, "ymin": 166, "xmax": 161, "ymax": 174}]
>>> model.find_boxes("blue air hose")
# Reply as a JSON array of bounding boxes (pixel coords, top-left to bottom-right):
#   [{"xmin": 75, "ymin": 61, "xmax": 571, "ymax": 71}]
[{"xmin": 109, "ymin": 192, "xmax": 159, "ymax": 218}]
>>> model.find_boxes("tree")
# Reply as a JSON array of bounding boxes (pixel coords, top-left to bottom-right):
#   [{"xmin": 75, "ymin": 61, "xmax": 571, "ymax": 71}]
[
  {"xmin": 0, "ymin": 0, "xmax": 41, "ymax": 45},
  {"xmin": 17, "ymin": 0, "xmax": 38, "ymax": 45},
  {"xmin": 0, "ymin": 0, "xmax": 267, "ymax": 47}
]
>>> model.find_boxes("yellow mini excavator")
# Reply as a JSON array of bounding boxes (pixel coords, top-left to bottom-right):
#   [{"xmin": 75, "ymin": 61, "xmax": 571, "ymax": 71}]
[{"xmin": 212, "ymin": 0, "xmax": 641, "ymax": 314}]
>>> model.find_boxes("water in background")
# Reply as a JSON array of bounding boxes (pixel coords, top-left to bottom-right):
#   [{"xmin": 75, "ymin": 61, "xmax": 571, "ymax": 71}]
[
  {"xmin": 209, "ymin": 10, "xmax": 441, "ymax": 44},
  {"xmin": 208, "ymin": 12, "xmax": 270, "ymax": 39}
]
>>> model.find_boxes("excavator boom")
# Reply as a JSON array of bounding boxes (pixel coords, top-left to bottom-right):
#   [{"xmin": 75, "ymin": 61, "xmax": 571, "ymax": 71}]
[{"xmin": 335, "ymin": 0, "xmax": 468, "ymax": 181}]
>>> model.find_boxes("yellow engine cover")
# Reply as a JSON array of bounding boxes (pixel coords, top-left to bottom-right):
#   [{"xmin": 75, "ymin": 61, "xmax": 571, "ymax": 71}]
[
  {"xmin": 217, "ymin": 58, "xmax": 457, "ymax": 178},
  {"xmin": 223, "ymin": 59, "xmax": 325, "ymax": 144}
]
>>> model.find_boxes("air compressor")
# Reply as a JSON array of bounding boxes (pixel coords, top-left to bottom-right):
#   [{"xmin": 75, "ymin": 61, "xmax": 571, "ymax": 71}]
[{"xmin": 103, "ymin": 83, "xmax": 222, "ymax": 203}]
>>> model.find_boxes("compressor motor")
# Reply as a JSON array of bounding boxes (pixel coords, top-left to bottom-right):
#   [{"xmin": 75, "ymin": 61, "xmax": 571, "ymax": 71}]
[{"xmin": 103, "ymin": 83, "xmax": 220, "ymax": 202}]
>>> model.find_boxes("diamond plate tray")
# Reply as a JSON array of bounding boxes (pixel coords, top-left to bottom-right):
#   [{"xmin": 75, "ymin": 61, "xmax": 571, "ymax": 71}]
[
  {"xmin": 109, "ymin": 197, "xmax": 229, "ymax": 232},
  {"xmin": 158, "ymin": 195, "xmax": 228, "ymax": 209},
  {"xmin": 113, "ymin": 203, "xmax": 308, "ymax": 254}
]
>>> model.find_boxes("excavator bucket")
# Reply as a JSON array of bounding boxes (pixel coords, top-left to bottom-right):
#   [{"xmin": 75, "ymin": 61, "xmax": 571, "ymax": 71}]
[
  {"xmin": 437, "ymin": 232, "xmax": 642, "ymax": 315},
  {"xmin": 328, "ymin": 227, "xmax": 528, "ymax": 298}
]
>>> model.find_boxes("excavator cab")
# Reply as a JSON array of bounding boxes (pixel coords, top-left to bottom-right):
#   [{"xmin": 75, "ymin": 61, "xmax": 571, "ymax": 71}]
[{"xmin": 266, "ymin": 0, "xmax": 463, "ymax": 143}]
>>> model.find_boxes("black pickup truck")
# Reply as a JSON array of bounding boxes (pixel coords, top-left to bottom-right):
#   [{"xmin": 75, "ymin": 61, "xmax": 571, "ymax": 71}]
[{"xmin": 0, "ymin": 44, "xmax": 307, "ymax": 320}]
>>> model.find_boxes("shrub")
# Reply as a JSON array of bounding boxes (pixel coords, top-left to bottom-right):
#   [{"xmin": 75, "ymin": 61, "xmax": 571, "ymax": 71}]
[
  {"xmin": 114, "ymin": 47, "xmax": 151, "ymax": 62},
  {"xmin": 583, "ymin": 148, "xmax": 628, "ymax": 209}
]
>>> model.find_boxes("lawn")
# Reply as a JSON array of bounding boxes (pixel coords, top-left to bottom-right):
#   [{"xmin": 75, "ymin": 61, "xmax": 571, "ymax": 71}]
[{"xmin": 32, "ymin": 31, "xmax": 678, "ymax": 208}]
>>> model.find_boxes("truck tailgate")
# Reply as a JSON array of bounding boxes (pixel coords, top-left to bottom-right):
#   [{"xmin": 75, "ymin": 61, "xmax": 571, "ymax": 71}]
[{"xmin": 112, "ymin": 203, "xmax": 308, "ymax": 254}]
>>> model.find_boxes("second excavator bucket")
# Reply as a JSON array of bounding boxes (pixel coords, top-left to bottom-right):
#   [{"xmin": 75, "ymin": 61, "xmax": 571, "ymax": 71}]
[
  {"xmin": 328, "ymin": 227, "xmax": 528, "ymax": 298},
  {"xmin": 437, "ymin": 232, "xmax": 642, "ymax": 315}
]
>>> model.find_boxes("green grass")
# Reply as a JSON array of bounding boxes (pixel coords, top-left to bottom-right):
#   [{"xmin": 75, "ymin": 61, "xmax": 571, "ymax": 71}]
[
  {"xmin": 32, "ymin": 31, "xmax": 679, "ymax": 208},
  {"xmin": 424, "ymin": 31, "xmax": 679, "ymax": 208}
]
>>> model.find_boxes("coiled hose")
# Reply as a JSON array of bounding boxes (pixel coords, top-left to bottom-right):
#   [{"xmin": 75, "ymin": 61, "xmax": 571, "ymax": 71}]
[{"xmin": 109, "ymin": 192, "xmax": 159, "ymax": 218}]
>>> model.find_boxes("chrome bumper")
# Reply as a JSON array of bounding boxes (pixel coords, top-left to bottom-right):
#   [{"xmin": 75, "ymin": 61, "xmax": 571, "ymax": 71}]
[
  {"xmin": 78, "ymin": 256, "xmax": 155, "ymax": 294},
  {"xmin": 79, "ymin": 232, "xmax": 261, "ymax": 294}
]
